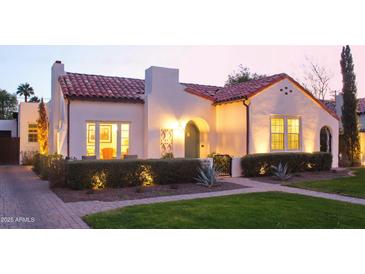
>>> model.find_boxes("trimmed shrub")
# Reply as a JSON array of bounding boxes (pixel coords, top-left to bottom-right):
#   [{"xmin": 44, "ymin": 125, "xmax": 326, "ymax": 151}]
[
  {"xmin": 48, "ymin": 155, "xmax": 67, "ymax": 188},
  {"xmin": 32, "ymin": 153, "xmax": 66, "ymax": 187},
  {"xmin": 66, "ymin": 158, "xmax": 203, "ymax": 190},
  {"xmin": 241, "ymin": 152, "xmax": 332, "ymax": 177}
]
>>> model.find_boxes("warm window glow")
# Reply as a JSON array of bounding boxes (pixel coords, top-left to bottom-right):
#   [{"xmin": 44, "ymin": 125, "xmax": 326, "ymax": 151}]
[
  {"xmin": 271, "ymin": 116, "xmax": 301, "ymax": 151},
  {"xmin": 121, "ymin": 123, "xmax": 130, "ymax": 157},
  {"xmin": 100, "ymin": 123, "xmax": 117, "ymax": 160},
  {"xmin": 287, "ymin": 118, "xmax": 300, "ymax": 150},
  {"xmin": 271, "ymin": 117, "xmax": 284, "ymax": 150},
  {"xmin": 86, "ymin": 123, "xmax": 95, "ymax": 156},
  {"xmin": 28, "ymin": 124, "xmax": 38, "ymax": 143},
  {"xmin": 86, "ymin": 122, "xmax": 130, "ymax": 159}
]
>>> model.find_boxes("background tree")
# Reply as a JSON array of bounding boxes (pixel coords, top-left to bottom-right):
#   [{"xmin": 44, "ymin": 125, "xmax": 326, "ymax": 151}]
[
  {"xmin": 37, "ymin": 99, "xmax": 48, "ymax": 154},
  {"xmin": 0, "ymin": 89, "xmax": 17, "ymax": 119},
  {"xmin": 16, "ymin": 83, "xmax": 34, "ymax": 102},
  {"xmin": 340, "ymin": 45, "xmax": 360, "ymax": 166},
  {"xmin": 225, "ymin": 65, "xmax": 266, "ymax": 86},
  {"xmin": 301, "ymin": 57, "xmax": 333, "ymax": 100},
  {"xmin": 29, "ymin": 96, "xmax": 40, "ymax": 103}
]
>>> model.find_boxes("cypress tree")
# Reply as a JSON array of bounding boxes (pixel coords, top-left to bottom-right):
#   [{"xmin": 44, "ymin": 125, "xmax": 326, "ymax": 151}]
[
  {"xmin": 340, "ymin": 45, "xmax": 360, "ymax": 165},
  {"xmin": 37, "ymin": 99, "xmax": 48, "ymax": 155}
]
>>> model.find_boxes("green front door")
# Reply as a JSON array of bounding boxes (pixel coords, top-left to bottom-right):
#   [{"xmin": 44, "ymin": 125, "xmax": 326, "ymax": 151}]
[{"xmin": 185, "ymin": 121, "xmax": 200, "ymax": 158}]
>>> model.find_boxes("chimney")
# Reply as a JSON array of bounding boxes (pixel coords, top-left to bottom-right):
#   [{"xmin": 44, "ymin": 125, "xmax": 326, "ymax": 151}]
[
  {"xmin": 51, "ymin": 61, "xmax": 65, "ymax": 99},
  {"xmin": 145, "ymin": 66, "xmax": 179, "ymax": 96}
]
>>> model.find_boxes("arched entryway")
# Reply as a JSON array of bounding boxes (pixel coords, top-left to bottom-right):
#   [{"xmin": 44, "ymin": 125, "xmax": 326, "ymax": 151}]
[
  {"xmin": 320, "ymin": 126, "xmax": 332, "ymax": 153},
  {"xmin": 185, "ymin": 121, "xmax": 200, "ymax": 158}
]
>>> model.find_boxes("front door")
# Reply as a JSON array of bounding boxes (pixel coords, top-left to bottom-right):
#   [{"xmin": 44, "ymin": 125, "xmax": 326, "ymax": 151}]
[{"xmin": 185, "ymin": 121, "xmax": 200, "ymax": 158}]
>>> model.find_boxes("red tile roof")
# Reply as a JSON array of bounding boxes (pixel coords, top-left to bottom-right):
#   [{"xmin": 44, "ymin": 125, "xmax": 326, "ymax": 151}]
[
  {"xmin": 58, "ymin": 71, "xmax": 337, "ymax": 119},
  {"xmin": 321, "ymin": 100, "xmax": 336, "ymax": 113},
  {"xmin": 213, "ymin": 73, "xmax": 287, "ymax": 103},
  {"xmin": 59, "ymin": 72, "xmax": 145, "ymax": 102},
  {"xmin": 59, "ymin": 72, "xmax": 221, "ymax": 103},
  {"xmin": 183, "ymin": 83, "xmax": 221, "ymax": 100}
]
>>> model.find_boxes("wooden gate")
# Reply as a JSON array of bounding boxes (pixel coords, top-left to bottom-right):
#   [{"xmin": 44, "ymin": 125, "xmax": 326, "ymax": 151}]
[{"xmin": 0, "ymin": 137, "xmax": 20, "ymax": 165}]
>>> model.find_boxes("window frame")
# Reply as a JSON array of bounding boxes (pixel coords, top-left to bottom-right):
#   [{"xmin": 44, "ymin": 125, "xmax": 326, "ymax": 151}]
[
  {"xmin": 28, "ymin": 123, "xmax": 38, "ymax": 143},
  {"xmin": 85, "ymin": 120, "xmax": 131, "ymax": 159},
  {"xmin": 286, "ymin": 116, "xmax": 301, "ymax": 151},
  {"xmin": 270, "ymin": 115, "xmax": 302, "ymax": 152},
  {"xmin": 270, "ymin": 115, "xmax": 285, "ymax": 151}
]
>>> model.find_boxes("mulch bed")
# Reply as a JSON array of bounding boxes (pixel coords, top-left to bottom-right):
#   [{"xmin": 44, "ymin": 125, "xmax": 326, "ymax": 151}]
[
  {"xmin": 53, "ymin": 181, "xmax": 246, "ymax": 203},
  {"xmin": 252, "ymin": 169, "xmax": 351, "ymax": 185}
]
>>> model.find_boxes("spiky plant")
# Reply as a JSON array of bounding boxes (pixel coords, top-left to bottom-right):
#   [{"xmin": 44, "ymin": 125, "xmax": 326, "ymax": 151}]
[
  {"xmin": 195, "ymin": 166, "xmax": 218, "ymax": 188},
  {"xmin": 271, "ymin": 162, "xmax": 292, "ymax": 181}
]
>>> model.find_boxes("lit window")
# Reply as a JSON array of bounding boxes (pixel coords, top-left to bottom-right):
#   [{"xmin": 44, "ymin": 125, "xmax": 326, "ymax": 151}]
[
  {"xmin": 271, "ymin": 117, "xmax": 284, "ymax": 150},
  {"xmin": 121, "ymin": 123, "xmax": 130, "ymax": 157},
  {"xmin": 86, "ymin": 123, "xmax": 95, "ymax": 156},
  {"xmin": 287, "ymin": 118, "xmax": 300, "ymax": 150},
  {"xmin": 28, "ymin": 124, "xmax": 38, "ymax": 143},
  {"xmin": 270, "ymin": 116, "xmax": 301, "ymax": 151}
]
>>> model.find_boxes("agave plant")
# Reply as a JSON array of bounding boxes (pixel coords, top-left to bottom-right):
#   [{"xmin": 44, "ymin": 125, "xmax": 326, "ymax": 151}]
[
  {"xmin": 271, "ymin": 162, "xmax": 292, "ymax": 181},
  {"xmin": 195, "ymin": 166, "xmax": 218, "ymax": 188}
]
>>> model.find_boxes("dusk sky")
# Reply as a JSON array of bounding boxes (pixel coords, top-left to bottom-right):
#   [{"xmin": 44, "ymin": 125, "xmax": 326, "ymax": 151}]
[{"xmin": 1, "ymin": 45, "xmax": 365, "ymax": 101}]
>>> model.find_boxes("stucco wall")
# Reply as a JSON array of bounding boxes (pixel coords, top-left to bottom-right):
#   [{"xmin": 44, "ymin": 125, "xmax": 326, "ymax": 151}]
[
  {"xmin": 0, "ymin": 120, "xmax": 17, "ymax": 137},
  {"xmin": 68, "ymin": 100, "xmax": 144, "ymax": 159},
  {"xmin": 18, "ymin": 102, "xmax": 39, "ymax": 158},
  {"xmin": 48, "ymin": 61, "xmax": 66, "ymax": 155},
  {"xmin": 249, "ymin": 79, "xmax": 339, "ymax": 168},
  {"xmin": 360, "ymin": 132, "xmax": 365, "ymax": 164},
  {"xmin": 215, "ymin": 101, "xmax": 247, "ymax": 157},
  {"xmin": 144, "ymin": 66, "xmax": 216, "ymax": 158}
]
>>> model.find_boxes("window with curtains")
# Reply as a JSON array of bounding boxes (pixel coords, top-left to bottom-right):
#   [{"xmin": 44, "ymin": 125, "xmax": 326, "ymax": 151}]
[{"xmin": 271, "ymin": 116, "xmax": 301, "ymax": 151}]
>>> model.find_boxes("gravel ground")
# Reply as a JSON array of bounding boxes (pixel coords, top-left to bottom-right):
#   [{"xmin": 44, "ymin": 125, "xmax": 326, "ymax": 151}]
[{"xmin": 53, "ymin": 181, "xmax": 246, "ymax": 203}]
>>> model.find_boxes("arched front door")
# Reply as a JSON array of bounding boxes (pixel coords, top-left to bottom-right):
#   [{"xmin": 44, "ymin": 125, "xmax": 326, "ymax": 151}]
[
  {"xmin": 320, "ymin": 126, "xmax": 332, "ymax": 153},
  {"xmin": 185, "ymin": 121, "xmax": 200, "ymax": 158}
]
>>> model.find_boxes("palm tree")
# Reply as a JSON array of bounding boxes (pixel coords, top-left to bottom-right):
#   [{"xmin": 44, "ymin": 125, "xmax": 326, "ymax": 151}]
[{"xmin": 17, "ymin": 83, "xmax": 34, "ymax": 102}]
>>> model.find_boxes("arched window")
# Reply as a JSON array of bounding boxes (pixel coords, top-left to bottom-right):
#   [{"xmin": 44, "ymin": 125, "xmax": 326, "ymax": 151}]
[{"xmin": 320, "ymin": 126, "xmax": 332, "ymax": 153}]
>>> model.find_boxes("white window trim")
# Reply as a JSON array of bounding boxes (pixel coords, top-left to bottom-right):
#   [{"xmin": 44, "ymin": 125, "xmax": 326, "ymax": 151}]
[{"xmin": 270, "ymin": 115, "xmax": 302, "ymax": 152}]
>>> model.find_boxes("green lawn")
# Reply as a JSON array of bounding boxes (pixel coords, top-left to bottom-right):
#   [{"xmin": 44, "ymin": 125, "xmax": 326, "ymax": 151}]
[
  {"xmin": 83, "ymin": 192, "xmax": 365, "ymax": 229},
  {"xmin": 290, "ymin": 168, "xmax": 365, "ymax": 199}
]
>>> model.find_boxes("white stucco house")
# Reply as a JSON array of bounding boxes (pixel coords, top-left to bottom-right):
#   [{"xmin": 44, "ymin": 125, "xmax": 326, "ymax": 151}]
[
  {"xmin": 0, "ymin": 102, "xmax": 39, "ymax": 164},
  {"xmin": 47, "ymin": 61, "xmax": 339, "ymax": 168}
]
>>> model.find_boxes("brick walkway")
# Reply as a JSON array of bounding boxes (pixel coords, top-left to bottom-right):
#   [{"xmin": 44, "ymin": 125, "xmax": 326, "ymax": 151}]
[{"xmin": 0, "ymin": 166, "xmax": 88, "ymax": 229}]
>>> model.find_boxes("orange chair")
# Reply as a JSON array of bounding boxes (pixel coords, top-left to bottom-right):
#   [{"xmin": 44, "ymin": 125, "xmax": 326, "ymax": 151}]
[{"xmin": 102, "ymin": 148, "xmax": 114, "ymax": 160}]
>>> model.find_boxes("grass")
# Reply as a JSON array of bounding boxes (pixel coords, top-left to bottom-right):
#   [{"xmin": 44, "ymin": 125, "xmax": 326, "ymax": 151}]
[
  {"xmin": 83, "ymin": 192, "xmax": 365, "ymax": 228},
  {"xmin": 290, "ymin": 168, "xmax": 365, "ymax": 199}
]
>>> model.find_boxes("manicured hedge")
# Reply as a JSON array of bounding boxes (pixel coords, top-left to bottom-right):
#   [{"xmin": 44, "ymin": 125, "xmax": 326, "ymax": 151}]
[
  {"xmin": 32, "ymin": 153, "xmax": 67, "ymax": 187},
  {"xmin": 241, "ymin": 152, "xmax": 332, "ymax": 177},
  {"xmin": 66, "ymin": 158, "xmax": 203, "ymax": 190}
]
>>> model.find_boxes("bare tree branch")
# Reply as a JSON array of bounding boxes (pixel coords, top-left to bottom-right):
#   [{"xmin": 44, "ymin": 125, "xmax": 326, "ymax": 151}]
[{"xmin": 301, "ymin": 57, "xmax": 333, "ymax": 101}]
